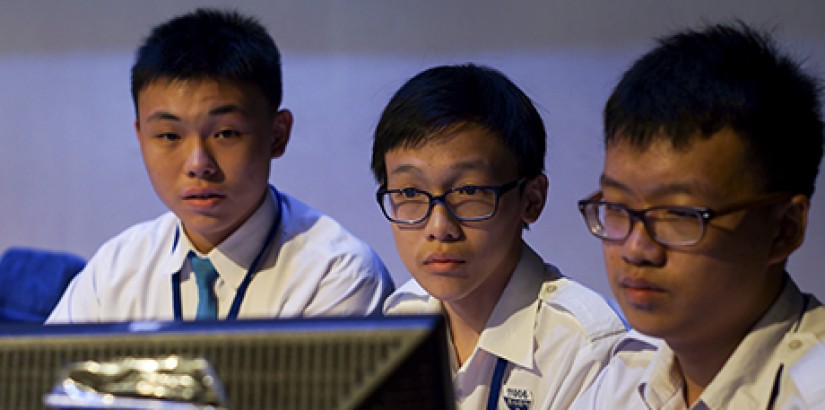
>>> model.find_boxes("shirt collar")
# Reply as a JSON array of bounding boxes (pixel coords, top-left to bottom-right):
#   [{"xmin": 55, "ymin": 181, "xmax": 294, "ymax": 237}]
[
  {"xmin": 166, "ymin": 187, "xmax": 277, "ymax": 291},
  {"xmin": 476, "ymin": 243, "xmax": 546, "ymax": 370},
  {"xmin": 637, "ymin": 343, "xmax": 687, "ymax": 408},
  {"xmin": 700, "ymin": 274, "xmax": 805, "ymax": 408}
]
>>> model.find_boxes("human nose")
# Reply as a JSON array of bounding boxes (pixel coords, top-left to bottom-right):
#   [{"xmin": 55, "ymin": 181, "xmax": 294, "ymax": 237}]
[
  {"xmin": 184, "ymin": 138, "xmax": 217, "ymax": 179},
  {"xmin": 424, "ymin": 201, "xmax": 461, "ymax": 242},
  {"xmin": 620, "ymin": 217, "xmax": 666, "ymax": 266}
]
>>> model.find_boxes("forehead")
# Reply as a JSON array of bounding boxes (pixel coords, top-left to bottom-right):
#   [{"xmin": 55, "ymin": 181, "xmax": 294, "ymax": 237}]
[
  {"xmin": 602, "ymin": 129, "xmax": 761, "ymax": 202},
  {"xmin": 136, "ymin": 78, "xmax": 268, "ymax": 117},
  {"xmin": 385, "ymin": 127, "xmax": 518, "ymax": 181}
]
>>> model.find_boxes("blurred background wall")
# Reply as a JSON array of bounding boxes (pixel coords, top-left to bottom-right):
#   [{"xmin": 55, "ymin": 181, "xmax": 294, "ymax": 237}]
[{"xmin": 1, "ymin": 0, "xmax": 823, "ymax": 300}]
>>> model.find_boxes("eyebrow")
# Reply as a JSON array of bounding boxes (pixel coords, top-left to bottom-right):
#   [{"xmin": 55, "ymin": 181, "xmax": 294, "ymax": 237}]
[
  {"xmin": 388, "ymin": 159, "xmax": 491, "ymax": 178},
  {"xmin": 143, "ymin": 104, "xmax": 245, "ymax": 123},
  {"xmin": 599, "ymin": 174, "xmax": 698, "ymax": 198},
  {"xmin": 388, "ymin": 164, "xmax": 423, "ymax": 178},
  {"xmin": 144, "ymin": 111, "xmax": 180, "ymax": 123}
]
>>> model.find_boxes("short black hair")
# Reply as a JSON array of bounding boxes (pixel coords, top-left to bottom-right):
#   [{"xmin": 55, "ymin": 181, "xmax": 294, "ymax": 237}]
[
  {"xmin": 131, "ymin": 8, "xmax": 282, "ymax": 113},
  {"xmin": 605, "ymin": 22, "xmax": 824, "ymax": 197},
  {"xmin": 371, "ymin": 64, "xmax": 546, "ymax": 185}
]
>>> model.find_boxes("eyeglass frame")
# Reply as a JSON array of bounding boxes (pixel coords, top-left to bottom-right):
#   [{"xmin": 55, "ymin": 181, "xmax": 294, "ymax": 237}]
[
  {"xmin": 577, "ymin": 191, "xmax": 792, "ymax": 246},
  {"xmin": 376, "ymin": 178, "xmax": 526, "ymax": 225}
]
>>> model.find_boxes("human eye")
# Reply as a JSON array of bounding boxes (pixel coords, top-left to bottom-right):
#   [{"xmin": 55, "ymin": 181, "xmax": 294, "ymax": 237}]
[
  {"xmin": 603, "ymin": 202, "xmax": 627, "ymax": 217},
  {"xmin": 448, "ymin": 185, "xmax": 498, "ymax": 208},
  {"xmin": 649, "ymin": 207, "xmax": 703, "ymax": 244},
  {"xmin": 214, "ymin": 129, "xmax": 242, "ymax": 139},
  {"xmin": 384, "ymin": 188, "xmax": 429, "ymax": 221},
  {"xmin": 155, "ymin": 132, "xmax": 181, "ymax": 142},
  {"xmin": 394, "ymin": 187, "xmax": 426, "ymax": 200},
  {"xmin": 600, "ymin": 204, "xmax": 629, "ymax": 229},
  {"xmin": 445, "ymin": 185, "xmax": 497, "ymax": 219},
  {"xmin": 454, "ymin": 185, "xmax": 497, "ymax": 197},
  {"xmin": 593, "ymin": 202, "xmax": 627, "ymax": 226},
  {"xmin": 661, "ymin": 207, "xmax": 700, "ymax": 220},
  {"xmin": 604, "ymin": 202, "xmax": 623, "ymax": 211}
]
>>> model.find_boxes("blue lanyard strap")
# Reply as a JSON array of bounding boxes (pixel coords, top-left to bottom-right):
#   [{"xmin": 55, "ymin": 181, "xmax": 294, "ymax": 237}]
[
  {"xmin": 171, "ymin": 271, "xmax": 182, "ymax": 319},
  {"xmin": 486, "ymin": 356, "xmax": 508, "ymax": 410},
  {"xmin": 226, "ymin": 188, "xmax": 283, "ymax": 319},
  {"xmin": 171, "ymin": 187, "xmax": 283, "ymax": 320}
]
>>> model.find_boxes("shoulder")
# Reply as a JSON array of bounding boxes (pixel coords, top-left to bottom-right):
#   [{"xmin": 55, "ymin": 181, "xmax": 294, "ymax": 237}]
[
  {"xmin": 785, "ymin": 296, "xmax": 825, "ymax": 405},
  {"xmin": 80, "ymin": 212, "xmax": 178, "ymax": 288},
  {"xmin": 610, "ymin": 329, "xmax": 661, "ymax": 357},
  {"xmin": 277, "ymin": 192, "xmax": 387, "ymax": 271},
  {"xmin": 797, "ymin": 293, "xmax": 825, "ymax": 338},
  {"xmin": 48, "ymin": 212, "xmax": 179, "ymax": 323},
  {"xmin": 91, "ymin": 212, "xmax": 178, "ymax": 262},
  {"xmin": 274, "ymin": 192, "xmax": 391, "ymax": 288},
  {"xmin": 383, "ymin": 279, "xmax": 440, "ymax": 315},
  {"xmin": 278, "ymin": 192, "xmax": 378, "ymax": 259},
  {"xmin": 570, "ymin": 330, "xmax": 660, "ymax": 409},
  {"xmin": 539, "ymin": 264, "xmax": 627, "ymax": 342},
  {"xmin": 786, "ymin": 340, "xmax": 825, "ymax": 407}
]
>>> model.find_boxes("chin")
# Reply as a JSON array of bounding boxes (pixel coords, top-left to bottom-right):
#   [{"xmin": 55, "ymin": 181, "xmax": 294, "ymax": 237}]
[
  {"xmin": 623, "ymin": 311, "xmax": 676, "ymax": 339},
  {"xmin": 417, "ymin": 282, "xmax": 470, "ymax": 305}
]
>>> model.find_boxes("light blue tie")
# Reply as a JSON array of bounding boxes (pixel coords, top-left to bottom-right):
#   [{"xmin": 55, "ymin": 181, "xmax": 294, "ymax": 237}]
[{"xmin": 189, "ymin": 252, "xmax": 219, "ymax": 320}]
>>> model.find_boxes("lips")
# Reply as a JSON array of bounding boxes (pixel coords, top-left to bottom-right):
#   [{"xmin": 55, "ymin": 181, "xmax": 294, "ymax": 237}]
[
  {"xmin": 423, "ymin": 253, "xmax": 466, "ymax": 274},
  {"xmin": 618, "ymin": 277, "xmax": 667, "ymax": 306},
  {"xmin": 181, "ymin": 187, "xmax": 227, "ymax": 210},
  {"xmin": 181, "ymin": 187, "xmax": 226, "ymax": 199},
  {"xmin": 620, "ymin": 277, "xmax": 663, "ymax": 290}
]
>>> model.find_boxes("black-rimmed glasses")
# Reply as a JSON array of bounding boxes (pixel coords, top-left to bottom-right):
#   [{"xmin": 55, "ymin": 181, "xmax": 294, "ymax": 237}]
[
  {"xmin": 577, "ymin": 191, "xmax": 791, "ymax": 246},
  {"xmin": 377, "ymin": 179, "xmax": 525, "ymax": 224}
]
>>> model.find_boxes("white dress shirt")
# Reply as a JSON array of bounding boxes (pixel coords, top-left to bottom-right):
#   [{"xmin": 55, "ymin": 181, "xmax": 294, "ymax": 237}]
[
  {"xmin": 47, "ymin": 187, "xmax": 394, "ymax": 323},
  {"xmin": 384, "ymin": 243, "xmax": 626, "ymax": 410},
  {"xmin": 572, "ymin": 276, "xmax": 825, "ymax": 409}
]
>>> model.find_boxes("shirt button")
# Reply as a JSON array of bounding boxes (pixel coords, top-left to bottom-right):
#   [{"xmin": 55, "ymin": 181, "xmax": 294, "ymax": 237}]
[{"xmin": 789, "ymin": 340, "xmax": 802, "ymax": 350}]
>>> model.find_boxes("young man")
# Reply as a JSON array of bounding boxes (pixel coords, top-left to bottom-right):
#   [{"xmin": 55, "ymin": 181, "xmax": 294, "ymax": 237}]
[
  {"xmin": 372, "ymin": 64, "xmax": 626, "ymax": 409},
  {"xmin": 573, "ymin": 23, "xmax": 825, "ymax": 408},
  {"xmin": 48, "ymin": 9, "xmax": 393, "ymax": 323}
]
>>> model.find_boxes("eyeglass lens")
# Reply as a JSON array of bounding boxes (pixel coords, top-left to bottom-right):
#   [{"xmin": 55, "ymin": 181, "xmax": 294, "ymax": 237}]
[
  {"xmin": 585, "ymin": 203, "xmax": 704, "ymax": 245},
  {"xmin": 382, "ymin": 187, "xmax": 499, "ymax": 222}
]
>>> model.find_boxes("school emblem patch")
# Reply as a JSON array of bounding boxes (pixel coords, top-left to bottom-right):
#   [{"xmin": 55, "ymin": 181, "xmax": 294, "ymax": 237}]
[{"xmin": 502, "ymin": 386, "xmax": 533, "ymax": 409}]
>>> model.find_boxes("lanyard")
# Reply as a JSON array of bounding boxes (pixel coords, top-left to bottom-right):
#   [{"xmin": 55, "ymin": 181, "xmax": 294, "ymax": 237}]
[
  {"xmin": 171, "ymin": 187, "xmax": 283, "ymax": 321},
  {"xmin": 486, "ymin": 356, "xmax": 508, "ymax": 410}
]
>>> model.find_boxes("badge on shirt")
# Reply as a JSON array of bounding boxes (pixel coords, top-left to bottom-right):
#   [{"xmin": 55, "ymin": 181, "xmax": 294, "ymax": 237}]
[{"xmin": 502, "ymin": 386, "xmax": 533, "ymax": 409}]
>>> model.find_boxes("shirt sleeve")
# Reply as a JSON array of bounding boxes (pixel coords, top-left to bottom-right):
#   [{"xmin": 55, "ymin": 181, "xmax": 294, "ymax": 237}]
[
  {"xmin": 45, "ymin": 261, "xmax": 101, "ymax": 324},
  {"xmin": 302, "ymin": 248, "xmax": 395, "ymax": 316},
  {"xmin": 569, "ymin": 332, "xmax": 660, "ymax": 409}
]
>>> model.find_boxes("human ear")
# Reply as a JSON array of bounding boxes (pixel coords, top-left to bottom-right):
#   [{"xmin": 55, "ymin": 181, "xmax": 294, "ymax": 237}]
[
  {"xmin": 521, "ymin": 174, "xmax": 548, "ymax": 224},
  {"xmin": 270, "ymin": 109, "xmax": 293, "ymax": 159},
  {"xmin": 767, "ymin": 194, "xmax": 809, "ymax": 265}
]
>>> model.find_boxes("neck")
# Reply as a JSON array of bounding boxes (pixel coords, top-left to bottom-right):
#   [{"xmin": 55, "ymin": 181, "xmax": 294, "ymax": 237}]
[
  {"xmin": 185, "ymin": 186, "xmax": 271, "ymax": 254},
  {"xmin": 673, "ymin": 338, "xmax": 741, "ymax": 406},
  {"xmin": 442, "ymin": 268, "xmax": 516, "ymax": 365},
  {"xmin": 673, "ymin": 270, "xmax": 786, "ymax": 405},
  {"xmin": 443, "ymin": 302, "xmax": 488, "ymax": 366},
  {"xmin": 442, "ymin": 241, "xmax": 523, "ymax": 366}
]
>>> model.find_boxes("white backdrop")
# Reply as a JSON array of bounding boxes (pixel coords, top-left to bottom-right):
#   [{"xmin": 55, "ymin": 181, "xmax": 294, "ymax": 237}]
[{"xmin": 1, "ymin": 0, "xmax": 824, "ymax": 301}]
